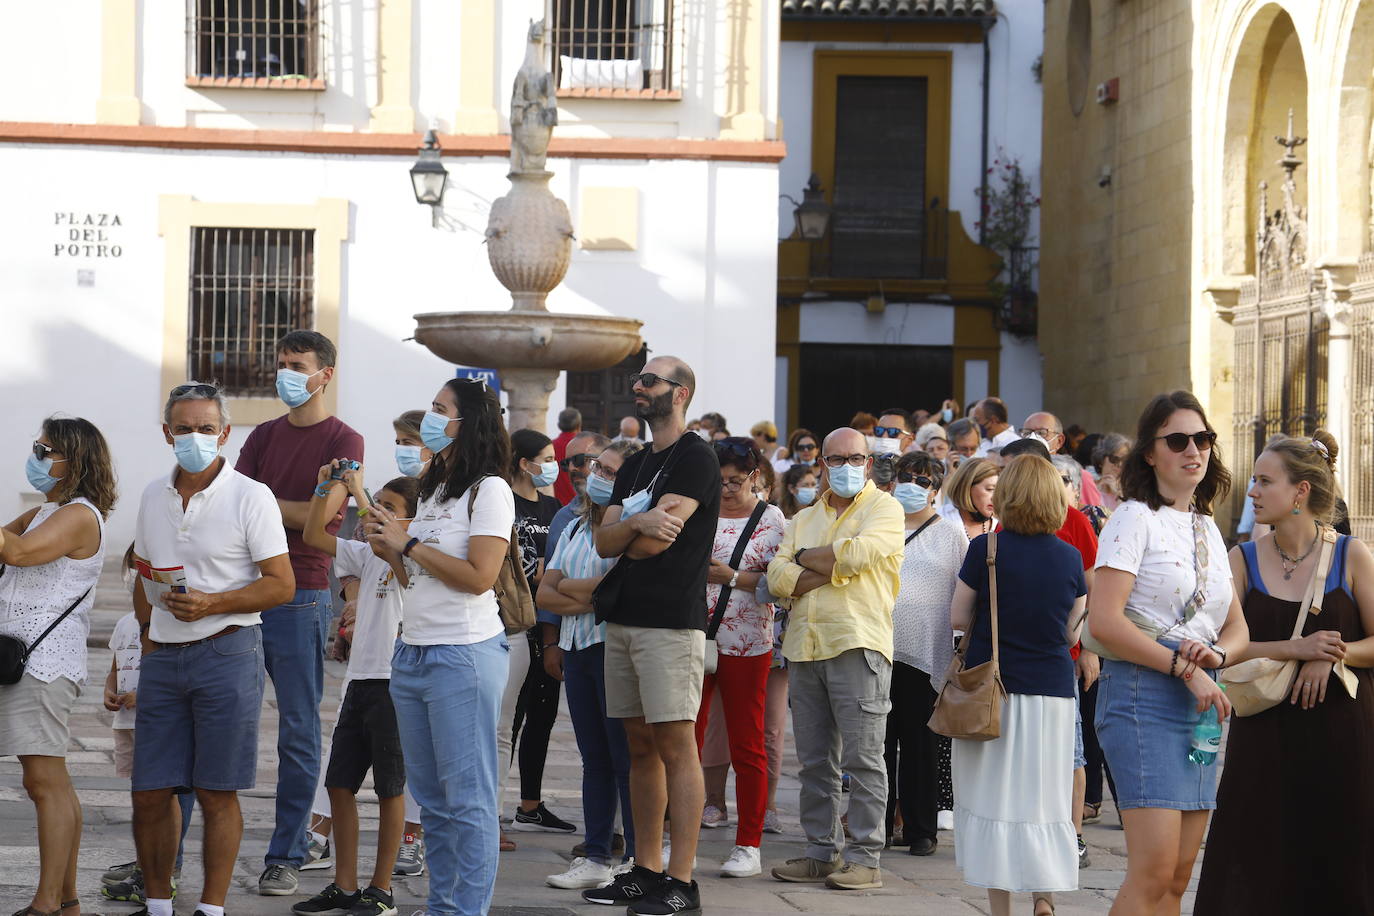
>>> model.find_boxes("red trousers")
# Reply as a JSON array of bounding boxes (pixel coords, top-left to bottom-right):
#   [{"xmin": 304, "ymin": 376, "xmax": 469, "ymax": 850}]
[{"xmin": 695, "ymin": 651, "xmax": 771, "ymax": 847}]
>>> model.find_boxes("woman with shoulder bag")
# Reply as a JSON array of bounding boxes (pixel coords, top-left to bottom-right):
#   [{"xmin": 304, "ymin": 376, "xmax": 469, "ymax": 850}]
[
  {"xmin": 946, "ymin": 456, "xmax": 1087, "ymax": 916},
  {"xmin": 363, "ymin": 378, "xmax": 513, "ymax": 916},
  {"xmin": 1, "ymin": 417, "xmax": 116, "ymax": 916},
  {"xmin": 1195, "ymin": 432, "xmax": 1374, "ymax": 913},
  {"xmin": 1085, "ymin": 391, "xmax": 1248, "ymax": 916}
]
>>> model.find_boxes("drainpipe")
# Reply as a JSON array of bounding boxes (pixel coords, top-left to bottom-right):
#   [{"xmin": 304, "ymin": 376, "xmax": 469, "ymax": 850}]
[{"xmin": 979, "ymin": 16, "xmax": 993, "ymax": 247}]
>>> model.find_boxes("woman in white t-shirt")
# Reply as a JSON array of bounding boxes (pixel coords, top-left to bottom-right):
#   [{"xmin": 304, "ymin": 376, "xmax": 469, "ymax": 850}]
[
  {"xmin": 364, "ymin": 378, "xmax": 514, "ymax": 916},
  {"xmin": 1085, "ymin": 391, "xmax": 1249, "ymax": 916}
]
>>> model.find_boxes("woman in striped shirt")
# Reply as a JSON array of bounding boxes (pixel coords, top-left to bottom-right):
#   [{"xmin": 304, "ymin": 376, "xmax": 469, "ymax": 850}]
[{"xmin": 536, "ymin": 440, "xmax": 643, "ymax": 893}]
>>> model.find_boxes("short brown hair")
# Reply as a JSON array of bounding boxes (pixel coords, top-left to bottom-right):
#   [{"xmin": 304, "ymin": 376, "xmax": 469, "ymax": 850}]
[
  {"xmin": 849, "ymin": 411, "xmax": 878, "ymax": 431},
  {"xmin": 993, "ymin": 455, "xmax": 1067, "ymax": 535},
  {"xmin": 1264, "ymin": 430, "xmax": 1340, "ymax": 523},
  {"xmin": 944, "ymin": 457, "xmax": 999, "ymax": 515},
  {"xmin": 393, "ymin": 409, "xmax": 425, "ymax": 439},
  {"xmin": 1120, "ymin": 390, "xmax": 1231, "ymax": 515}
]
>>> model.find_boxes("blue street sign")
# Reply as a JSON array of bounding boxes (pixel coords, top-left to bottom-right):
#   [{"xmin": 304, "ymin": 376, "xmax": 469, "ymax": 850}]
[{"xmin": 455, "ymin": 367, "xmax": 501, "ymax": 395}]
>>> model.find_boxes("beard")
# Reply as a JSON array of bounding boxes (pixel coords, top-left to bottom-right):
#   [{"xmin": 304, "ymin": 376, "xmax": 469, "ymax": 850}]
[{"xmin": 636, "ymin": 389, "xmax": 676, "ymax": 424}]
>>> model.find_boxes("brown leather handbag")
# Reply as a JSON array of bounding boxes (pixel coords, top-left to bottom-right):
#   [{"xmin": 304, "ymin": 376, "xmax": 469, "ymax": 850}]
[{"xmin": 928, "ymin": 530, "xmax": 1007, "ymax": 741}]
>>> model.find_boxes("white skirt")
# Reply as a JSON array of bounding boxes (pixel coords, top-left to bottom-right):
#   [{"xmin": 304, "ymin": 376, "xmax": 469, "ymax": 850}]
[{"xmin": 952, "ymin": 693, "xmax": 1078, "ymax": 893}]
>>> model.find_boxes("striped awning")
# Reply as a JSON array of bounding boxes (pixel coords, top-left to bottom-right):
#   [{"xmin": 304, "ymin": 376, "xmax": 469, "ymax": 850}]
[{"xmin": 782, "ymin": 0, "xmax": 995, "ymax": 16}]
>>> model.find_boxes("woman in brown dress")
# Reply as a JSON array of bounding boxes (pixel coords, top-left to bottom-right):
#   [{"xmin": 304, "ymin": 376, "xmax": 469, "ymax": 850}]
[{"xmin": 1196, "ymin": 432, "xmax": 1374, "ymax": 914}]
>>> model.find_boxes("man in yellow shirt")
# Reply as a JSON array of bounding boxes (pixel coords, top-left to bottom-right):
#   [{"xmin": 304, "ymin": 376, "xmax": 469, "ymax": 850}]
[{"xmin": 765, "ymin": 427, "xmax": 904, "ymax": 891}]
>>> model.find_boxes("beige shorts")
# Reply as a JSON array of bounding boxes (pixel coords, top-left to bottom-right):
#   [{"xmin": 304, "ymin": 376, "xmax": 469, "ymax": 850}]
[
  {"xmin": 0, "ymin": 673, "xmax": 80, "ymax": 757},
  {"xmin": 603, "ymin": 623, "xmax": 704, "ymax": 724},
  {"xmin": 114, "ymin": 728, "xmax": 135, "ymax": 777}
]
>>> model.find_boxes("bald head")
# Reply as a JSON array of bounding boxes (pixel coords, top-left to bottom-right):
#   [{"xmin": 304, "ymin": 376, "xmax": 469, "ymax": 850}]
[
  {"xmin": 645, "ymin": 355, "xmax": 696, "ymax": 409},
  {"xmin": 1022, "ymin": 410, "xmax": 1064, "ymax": 451},
  {"xmin": 823, "ymin": 427, "xmax": 867, "ymax": 456}
]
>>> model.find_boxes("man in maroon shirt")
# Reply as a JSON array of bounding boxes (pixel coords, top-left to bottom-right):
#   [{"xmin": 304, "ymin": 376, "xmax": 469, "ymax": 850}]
[
  {"xmin": 551, "ymin": 407, "xmax": 582, "ymax": 505},
  {"xmin": 235, "ymin": 330, "xmax": 364, "ymax": 895}
]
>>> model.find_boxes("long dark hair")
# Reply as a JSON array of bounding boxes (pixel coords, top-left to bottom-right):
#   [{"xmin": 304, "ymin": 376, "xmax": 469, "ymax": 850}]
[
  {"xmin": 43, "ymin": 416, "xmax": 118, "ymax": 519},
  {"xmin": 1120, "ymin": 390, "xmax": 1231, "ymax": 515},
  {"xmin": 419, "ymin": 379, "xmax": 510, "ymax": 504},
  {"xmin": 509, "ymin": 428, "xmax": 552, "ymax": 479}
]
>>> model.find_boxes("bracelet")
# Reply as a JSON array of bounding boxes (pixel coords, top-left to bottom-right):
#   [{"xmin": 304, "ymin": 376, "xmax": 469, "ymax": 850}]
[
  {"xmin": 543, "ymin": 643, "xmax": 559, "ymax": 650},
  {"xmin": 1169, "ymin": 648, "xmax": 1179, "ymax": 678},
  {"xmin": 402, "ymin": 537, "xmax": 420, "ymax": 557},
  {"xmin": 794, "ymin": 547, "xmax": 807, "ymax": 564}
]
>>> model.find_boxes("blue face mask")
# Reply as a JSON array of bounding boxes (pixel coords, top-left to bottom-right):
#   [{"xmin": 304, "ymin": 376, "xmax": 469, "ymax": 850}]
[
  {"xmin": 173, "ymin": 432, "xmax": 220, "ymax": 473},
  {"xmin": 420, "ymin": 410, "xmax": 455, "ymax": 453},
  {"xmin": 893, "ymin": 482, "xmax": 931, "ymax": 514},
  {"xmin": 275, "ymin": 367, "xmax": 324, "ymax": 408},
  {"xmin": 942, "ymin": 408, "xmax": 954, "ymax": 423},
  {"xmin": 621, "ymin": 486, "xmax": 653, "ymax": 518},
  {"xmin": 828, "ymin": 464, "xmax": 866, "ymax": 499},
  {"xmin": 395, "ymin": 444, "xmax": 426, "ymax": 478},
  {"xmin": 530, "ymin": 460, "xmax": 559, "ymax": 488},
  {"xmin": 25, "ymin": 454, "xmax": 63, "ymax": 494},
  {"xmin": 587, "ymin": 473, "xmax": 615, "ymax": 506},
  {"xmin": 796, "ymin": 486, "xmax": 817, "ymax": 506}
]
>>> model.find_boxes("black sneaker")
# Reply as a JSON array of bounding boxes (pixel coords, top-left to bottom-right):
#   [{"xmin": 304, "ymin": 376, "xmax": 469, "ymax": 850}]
[
  {"xmin": 581, "ymin": 865, "xmax": 663, "ymax": 906},
  {"xmin": 627, "ymin": 875, "xmax": 702, "ymax": 915},
  {"xmin": 512, "ymin": 802, "xmax": 577, "ymax": 833},
  {"xmin": 348, "ymin": 886, "xmax": 398, "ymax": 916},
  {"xmin": 291, "ymin": 883, "xmax": 361, "ymax": 916}
]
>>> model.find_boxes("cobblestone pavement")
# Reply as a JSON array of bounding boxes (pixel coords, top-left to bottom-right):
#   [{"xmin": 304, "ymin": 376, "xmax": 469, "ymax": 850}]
[{"xmin": 0, "ymin": 571, "xmax": 1203, "ymax": 915}]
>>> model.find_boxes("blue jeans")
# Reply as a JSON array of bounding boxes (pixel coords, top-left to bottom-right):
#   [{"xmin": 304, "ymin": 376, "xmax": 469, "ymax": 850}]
[
  {"xmin": 390, "ymin": 635, "xmax": 508, "ymax": 916},
  {"xmin": 260, "ymin": 588, "xmax": 332, "ymax": 867},
  {"xmin": 563, "ymin": 642, "xmax": 635, "ymax": 863}
]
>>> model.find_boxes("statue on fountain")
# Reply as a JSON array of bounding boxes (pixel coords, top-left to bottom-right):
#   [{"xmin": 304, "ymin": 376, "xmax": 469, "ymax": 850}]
[{"xmin": 510, "ymin": 20, "xmax": 558, "ymax": 174}]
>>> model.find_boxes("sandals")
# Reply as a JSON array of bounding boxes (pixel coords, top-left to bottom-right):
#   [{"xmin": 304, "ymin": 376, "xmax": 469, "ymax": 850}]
[
  {"xmin": 1032, "ymin": 892, "xmax": 1056, "ymax": 915},
  {"xmin": 13, "ymin": 907, "xmax": 61, "ymax": 916},
  {"xmin": 1082, "ymin": 802, "xmax": 1102, "ymax": 823},
  {"xmin": 61, "ymin": 904, "xmax": 79, "ymax": 912}
]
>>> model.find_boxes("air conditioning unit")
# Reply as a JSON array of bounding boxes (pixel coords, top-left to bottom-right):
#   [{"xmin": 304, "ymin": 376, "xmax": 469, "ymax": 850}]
[{"xmin": 1096, "ymin": 78, "xmax": 1120, "ymax": 105}]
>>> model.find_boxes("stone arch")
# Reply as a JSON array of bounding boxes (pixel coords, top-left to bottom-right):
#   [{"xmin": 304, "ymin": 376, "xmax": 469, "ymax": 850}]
[
  {"xmin": 1328, "ymin": 1, "xmax": 1374, "ymax": 260},
  {"xmin": 1219, "ymin": 4, "xmax": 1310, "ymax": 276}
]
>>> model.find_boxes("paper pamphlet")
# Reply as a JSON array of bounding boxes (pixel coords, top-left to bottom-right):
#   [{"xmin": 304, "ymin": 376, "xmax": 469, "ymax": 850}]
[{"xmin": 136, "ymin": 560, "xmax": 188, "ymax": 611}]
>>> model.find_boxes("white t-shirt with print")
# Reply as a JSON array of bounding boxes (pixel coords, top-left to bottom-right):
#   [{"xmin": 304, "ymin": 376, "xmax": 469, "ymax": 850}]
[
  {"xmin": 334, "ymin": 539, "xmax": 404, "ymax": 680},
  {"xmin": 1094, "ymin": 500, "xmax": 1232, "ymax": 643},
  {"xmin": 108, "ymin": 612, "xmax": 142, "ymax": 729},
  {"xmin": 402, "ymin": 477, "xmax": 515, "ymax": 646}
]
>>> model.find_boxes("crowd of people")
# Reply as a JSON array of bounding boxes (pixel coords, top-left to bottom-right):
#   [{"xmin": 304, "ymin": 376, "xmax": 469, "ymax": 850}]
[{"xmin": 1, "ymin": 330, "xmax": 1372, "ymax": 916}]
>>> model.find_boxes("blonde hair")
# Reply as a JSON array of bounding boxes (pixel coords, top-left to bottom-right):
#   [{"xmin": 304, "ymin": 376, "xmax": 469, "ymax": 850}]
[
  {"xmin": 994, "ymin": 455, "xmax": 1068, "ymax": 535},
  {"xmin": 944, "ymin": 457, "xmax": 999, "ymax": 516},
  {"xmin": 1263, "ymin": 430, "xmax": 1340, "ymax": 523},
  {"xmin": 393, "ymin": 409, "xmax": 425, "ymax": 439},
  {"xmin": 750, "ymin": 420, "xmax": 777, "ymax": 441}
]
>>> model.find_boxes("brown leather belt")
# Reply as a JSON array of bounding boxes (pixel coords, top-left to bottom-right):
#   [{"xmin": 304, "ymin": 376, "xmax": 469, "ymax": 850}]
[{"xmin": 156, "ymin": 625, "xmax": 243, "ymax": 649}]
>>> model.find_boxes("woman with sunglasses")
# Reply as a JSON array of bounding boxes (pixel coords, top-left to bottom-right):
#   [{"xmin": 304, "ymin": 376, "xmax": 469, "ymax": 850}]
[
  {"xmin": 696, "ymin": 438, "xmax": 786, "ymax": 878},
  {"xmin": 884, "ymin": 451, "xmax": 966, "ymax": 856},
  {"xmin": 2, "ymin": 418, "xmax": 115, "ymax": 916},
  {"xmin": 1085, "ymin": 391, "xmax": 1248, "ymax": 916},
  {"xmin": 1092, "ymin": 433, "xmax": 1132, "ymax": 511},
  {"xmin": 771, "ymin": 428, "xmax": 820, "ymax": 477}
]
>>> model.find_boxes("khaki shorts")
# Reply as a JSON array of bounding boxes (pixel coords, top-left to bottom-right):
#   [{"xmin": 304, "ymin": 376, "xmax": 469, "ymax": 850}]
[
  {"xmin": 0, "ymin": 673, "xmax": 79, "ymax": 757},
  {"xmin": 114, "ymin": 728, "xmax": 135, "ymax": 777},
  {"xmin": 603, "ymin": 623, "xmax": 704, "ymax": 724}
]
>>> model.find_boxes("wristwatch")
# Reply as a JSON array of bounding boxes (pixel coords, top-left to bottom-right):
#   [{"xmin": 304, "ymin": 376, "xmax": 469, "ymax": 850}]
[
  {"xmin": 794, "ymin": 547, "xmax": 807, "ymax": 564},
  {"xmin": 1213, "ymin": 644, "xmax": 1228, "ymax": 667},
  {"xmin": 728, "ymin": 569, "xmax": 740, "ymax": 589}
]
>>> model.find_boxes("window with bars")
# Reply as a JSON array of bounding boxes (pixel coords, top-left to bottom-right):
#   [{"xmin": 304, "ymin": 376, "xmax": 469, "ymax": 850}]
[
  {"xmin": 188, "ymin": 228, "xmax": 315, "ymax": 397},
  {"xmin": 549, "ymin": 0, "xmax": 675, "ymax": 95},
  {"xmin": 188, "ymin": 0, "xmax": 321, "ymax": 84}
]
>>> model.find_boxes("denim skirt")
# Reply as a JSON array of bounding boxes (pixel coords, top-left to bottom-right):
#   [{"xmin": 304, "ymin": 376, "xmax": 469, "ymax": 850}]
[{"xmin": 1094, "ymin": 658, "xmax": 1217, "ymax": 811}]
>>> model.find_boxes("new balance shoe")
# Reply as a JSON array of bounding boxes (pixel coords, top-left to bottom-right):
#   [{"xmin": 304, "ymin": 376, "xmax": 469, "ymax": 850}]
[
  {"xmin": 393, "ymin": 835, "xmax": 425, "ymax": 877},
  {"xmin": 301, "ymin": 836, "xmax": 332, "ymax": 872},
  {"xmin": 349, "ymin": 886, "xmax": 398, "ymax": 916},
  {"xmin": 259, "ymin": 863, "xmax": 301, "ymax": 896},
  {"xmin": 512, "ymin": 803, "xmax": 577, "ymax": 833},
  {"xmin": 102, "ymin": 861, "xmax": 139, "ymax": 886},
  {"xmin": 581, "ymin": 864, "xmax": 662, "ymax": 906},
  {"xmin": 546, "ymin": 857, "xmax": 612, "ymax": 889},
  {"xmin": 626, "ymin": 875, "xmax": 701, "ymax": 915},
  {"xmin": 291, "ymin": 883, "xmax": 359, "ymax": 916},
  {"xmin": 719, "ymin": 845, "xmax": 760, "ymax": 878}
]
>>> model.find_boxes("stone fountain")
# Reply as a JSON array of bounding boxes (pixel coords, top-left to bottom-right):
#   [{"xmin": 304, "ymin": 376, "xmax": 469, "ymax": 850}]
[{"xmin": 412, "ymin": 21, "xmax": 644, "ymax": 432}]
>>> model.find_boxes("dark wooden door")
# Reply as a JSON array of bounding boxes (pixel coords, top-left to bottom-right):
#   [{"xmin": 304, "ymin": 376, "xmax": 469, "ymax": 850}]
[
  {"xmin": 566, "ymin": 344, "xmax": 648, "ymax": 436},
  {"xmin": 798, "ymin": 343, "xmax": 952, "ymax": 438}
]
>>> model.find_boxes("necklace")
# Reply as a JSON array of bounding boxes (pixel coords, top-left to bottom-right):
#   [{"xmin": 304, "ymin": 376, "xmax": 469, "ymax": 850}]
[{"xmin": 1273, "ymin": 520, "xmax": 1320, "ymax": 580}]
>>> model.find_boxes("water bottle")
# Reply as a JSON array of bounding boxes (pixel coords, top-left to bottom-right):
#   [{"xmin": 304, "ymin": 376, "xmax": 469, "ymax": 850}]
[{"xmin": 1188, "ymin": 688, "xmax": 1226, "ymax": 766}]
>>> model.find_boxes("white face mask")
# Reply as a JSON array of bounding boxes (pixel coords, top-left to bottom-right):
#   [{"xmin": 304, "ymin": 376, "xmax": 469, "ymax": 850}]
[{"xmin": 871, "ymin": 437, "xmax": 901, "ymax": 456}]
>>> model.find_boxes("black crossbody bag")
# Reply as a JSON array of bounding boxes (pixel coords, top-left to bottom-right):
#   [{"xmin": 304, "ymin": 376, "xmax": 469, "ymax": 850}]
[
  {"xmin": 704, "ymin": 500, "xmax": 769, "ymax": 675},
  {"xmin": 0, "ymin": 573, "xmax": 92, "ymax": 685}
]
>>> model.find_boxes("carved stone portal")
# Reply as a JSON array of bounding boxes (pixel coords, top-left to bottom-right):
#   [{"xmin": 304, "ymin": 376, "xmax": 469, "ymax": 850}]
[{"xmin": 1256, "ymin": 108, "xmax": 1308, "ymax": 278}]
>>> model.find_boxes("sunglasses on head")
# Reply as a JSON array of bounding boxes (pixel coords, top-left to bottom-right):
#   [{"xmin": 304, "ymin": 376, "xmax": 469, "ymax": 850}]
[
  {"xmin": 715, "ymin": 437, "xmax": 759, "ymax": 468},
  {"xmin": 873, "ymin": 426, "xmax": 905, "ymax": 439},
  {"xmin": 559, "ymin": 453, "xmax": 596, "ymax": 471},
  {"xmin": 1155, "ymin": 431, "xmax": 1217, "ymax": 453},
  {"xmin": 629, "ymin": 372, "xmax": 683, "ymax": 390},
  {"xmin": 896, "ymin": 472, "xmax": 935, "ymax": 487},
  {"xmin": 171, "ymin": 382, "xmax": 220, "ymax": 398}
]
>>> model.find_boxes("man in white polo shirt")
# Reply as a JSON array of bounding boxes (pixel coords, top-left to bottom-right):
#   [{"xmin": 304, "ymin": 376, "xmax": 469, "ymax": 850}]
[{"xmin": 130, "ymin": 382, "xmax": 295, "ymax": 916}]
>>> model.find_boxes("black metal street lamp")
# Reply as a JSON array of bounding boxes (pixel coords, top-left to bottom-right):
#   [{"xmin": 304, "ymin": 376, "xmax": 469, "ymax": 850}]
[
  {"xmin": 793, "ymin": 174, "xmax": 831, "ymax": 240},
  {"xmin": 409, "ymin": 130, "xmax": 449, "ymax": 226}
]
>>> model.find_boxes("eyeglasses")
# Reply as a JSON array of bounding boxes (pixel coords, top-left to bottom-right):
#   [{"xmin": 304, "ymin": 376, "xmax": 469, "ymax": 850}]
[
  {"xmin": 794, "ymin": 442, "xmax": 818, "ymax": 453},
  {"xmin": 873, "ymin": 426, "xmax": 905, "ymax": 439},
  {"xmin": 171, "ymin": 383, "xmax": 220, "ymax": 398},
  {"xmin": 1106, "ymin": 453, "xmax": 1125, "ymax": 465},
  {"xmin": 1061, "ymin": 474, "xmax": 1073, "ymax": 485},
  {"xmin": 1018, "ymin": 426, "xmax": 1058, "ymax": 440},
  {"xmin": 628, "ymin": 372, "xmax": 683, "ymax": 390},
  {"xmin": 559, "ymin": 453, "xmax": 596, "ymax": 471},
  {"xmin": 896, "ymin": 472, "xmax": 935, "ymax": 487},
  {"xmin": 823, "ymin": 454, "xmax": 869, "ymax": 468},
  {"xmin": 587, "ymin": 459, "xmax": 617, "ymax": 480},
  {"xmin": 31, "ymin": 441, "xmax": 59, "ymax": 462},
  {"xmin": 721, "ymin": 474, "xmax": 756, "ymax": 492},
  {"xmin": 1155, "ymin": 431, "xmax": 1216, "ymax": 453}
]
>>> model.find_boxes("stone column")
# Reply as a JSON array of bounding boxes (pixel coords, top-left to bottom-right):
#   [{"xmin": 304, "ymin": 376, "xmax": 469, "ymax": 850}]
[
  {"xmin": 502, "ymin": 368, "xmax": 560, "ymax": 433},
  {"xmin": 1320, "ymin": 263, "xmax": 1357, "ymax": 498}
]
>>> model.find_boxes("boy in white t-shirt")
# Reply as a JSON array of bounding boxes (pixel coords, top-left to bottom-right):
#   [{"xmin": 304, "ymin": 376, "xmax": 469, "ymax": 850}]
[{"xmin": 295, "ymin": 463, "xmax": 417, "ymax": 916}]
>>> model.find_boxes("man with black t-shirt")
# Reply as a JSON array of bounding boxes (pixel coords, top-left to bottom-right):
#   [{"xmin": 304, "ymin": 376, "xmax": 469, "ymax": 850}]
[{"xmin": 588, "ymin": 356, "xmax": 719, "ymax": 916}]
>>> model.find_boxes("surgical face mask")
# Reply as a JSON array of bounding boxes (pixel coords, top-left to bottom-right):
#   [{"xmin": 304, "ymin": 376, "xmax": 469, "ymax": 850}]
[
  {"xmin": 420, "ymin": 410, "xmax": 455, "ymax": 453},
  {"xmin": 865, "ymin": 435, "xmax": 879, "ymax": 453},
  {"xmin": 828, "ymin": 464, "xmax": 866, "ymax": 499},
  {"xmin": 25, "ymin": 454, "xmax": 63, "ymax": 494},
  {"xmin": 893, "ymin": 482, "xmax": 931, "ymax": 514},
  {"xmin": 173, "ymin": 432, "xmax": 220, "ymax": 473},
  {"xmin": 942, "ymin": 408, "xmax": 954, "ymax": 423},
  {"xmin": 621, "ymin": 486, "xmax": 653, "ymax": 518},
  {"xmin": 530, "ymin": 460, "xmax": 559, "ymax": 488},
  {"xmin": 395, "ymin": 444, "xmax": 426, "ymax": 478},
  {"xmin": 871, "ymin": 436, "xmax": 901, "ymax": 456},
  {"xmin": 796, "ymin": 486, "xmax": 817, "ymax": 506},
  {"xmin": 587, "ymin": 473, "xmax": 615, "ymax": 506},
  {"xmin": 275, "ymin": 367, "xmax": 324, "ymax": 408}
]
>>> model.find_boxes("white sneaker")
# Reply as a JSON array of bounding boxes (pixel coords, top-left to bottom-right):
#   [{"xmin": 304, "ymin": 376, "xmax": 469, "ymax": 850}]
[
  {"xmin": 938, "ymin": 809, "xmax": 954, "ymax": 831},
  {"xmin": 662, "ymin": 839, "xmax": 698, "ymax": 871},
  {"xmin": 762, "ymin": 808, "xmax": 783, "ymax": 834},
  {"xmin": 700, "ymin": 804, "xmax": 728, "ymax": 828},
  {"xmin": 610, "ymin": 857, "xmax": 636, "ymax": 878},
  {"xmin": 719, "ymin": 845, "xmax": 761, "ymax": 878},
  {"xmin": 546, "ymin": 856, "xmax": 613, "ymax": 889}
]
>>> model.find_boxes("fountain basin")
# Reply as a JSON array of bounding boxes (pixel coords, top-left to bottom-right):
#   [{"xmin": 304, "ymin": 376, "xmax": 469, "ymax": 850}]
[{"xmin": 413, "ymin": 310, "xmax": 644, "ymax": 371}]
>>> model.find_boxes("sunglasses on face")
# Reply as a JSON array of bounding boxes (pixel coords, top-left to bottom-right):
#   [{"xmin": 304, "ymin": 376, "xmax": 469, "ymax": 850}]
[
  {"xmin": 31, "ymin": 441, "xmax": 58, "ymax": 462},
  {"xmin": 896, "ymin": 472, "xmax": 935, "ymax": 487},
  {"xmin": 1106, "ymin": 453, "xmax": 1124, "ymax": 465},
  {"xmin": 628, "ymin": 372, "xmax": 683, "ymax": 390},
  {"xmin": 795, "ymin": 442, "xmax": 818, "ymax": 453},
  {"xmin": 559, "ymin": 453, "xmax": 596, "ymax": 471},
  {"xmin": 873, "ymin": 426, "xmax": 905, "ymax": 439},
  {"xmin": 1155, "ymin": 431, "xmax": 1216, "ymax": 453}
]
